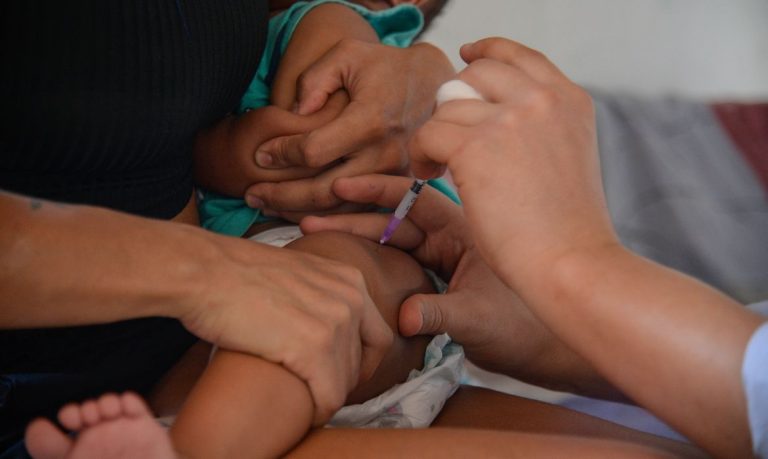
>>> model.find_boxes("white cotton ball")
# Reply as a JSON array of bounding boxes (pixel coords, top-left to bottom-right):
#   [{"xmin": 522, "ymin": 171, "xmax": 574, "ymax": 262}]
[{"xmin": 435, "ymin": 80, "xmax": 484, "ymax": 107}]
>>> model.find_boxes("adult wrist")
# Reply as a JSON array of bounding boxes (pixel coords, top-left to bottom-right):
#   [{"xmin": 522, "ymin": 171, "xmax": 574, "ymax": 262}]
[
  {"xmin": 495, "ymin": 235, "xmax": 625, "ymax": 302},
  {"xmin": 167, "ymin": 226, "xmax": 244, "ymax": 324}
]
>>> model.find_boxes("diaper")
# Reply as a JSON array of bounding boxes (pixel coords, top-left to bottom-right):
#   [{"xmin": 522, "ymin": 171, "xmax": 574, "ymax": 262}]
[
  {"xmin": 248, "ymin": 224, "xmax": 304, "ymax": 247},
  {"xmin": 329, "ymin": 333, "xmax": 463, "ymax": 428},
  {"xmin": 251, "ymin": 225, "xmax": 465, "ymax": 429}
]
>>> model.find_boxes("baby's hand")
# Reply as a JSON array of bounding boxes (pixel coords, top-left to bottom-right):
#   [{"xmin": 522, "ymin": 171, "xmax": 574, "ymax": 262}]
[{"xmin": 193, "ymin": 91, "xmax": 349, "ymax": 197}]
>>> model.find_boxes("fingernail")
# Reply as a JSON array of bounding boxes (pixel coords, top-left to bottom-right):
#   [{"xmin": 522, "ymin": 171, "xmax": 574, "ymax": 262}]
[
  {"xmin": 255, "ymin": 151, "xmax": 272, "ymax": 167},
  {"xmin": 245, "ymin": 195, "xmax": 264, "ymax": 208}
]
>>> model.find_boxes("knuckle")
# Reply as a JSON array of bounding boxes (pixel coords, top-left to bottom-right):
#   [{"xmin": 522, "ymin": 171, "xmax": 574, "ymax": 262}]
[
  {"xmin": 311, "ymin": 185, "xmax": 340, "ymax": 209},
  {"xmin": 485, "ymin": 38, "xmax": 510, "ymax": 57},
  {"xmin": 526, "ymin": 86, "xmax": 559, "ymax": 111},
  {"xmin": 252, "ymin": 183, "xmax": 274, "ymax": 204},
  {"xmin": 340, "ymin": 290, "xmax": 365, "ymax": 318},
  {"xmin": 270, "ymin": 140, "xmax": 288, "ymax": 165},
  {"xmin": 497, "ymin": 108, "xmax": 522, "ymax": 128},
  {"xmin": 337, "ymin": 37, "xmax": 364, "ymax": 55},
  {"xmin": 296, "ymin": 71, "xmax": 310, "ymax": 92},
  {"xmin": 461, "ymin": 59, "xmax": 490, "ymax": 80},
  {"xmin": 331, "ymin": 302, "xmax": 353, "ymax": 326},
  {"xmin": 302, "ymin": 136, "xmax": 327, "ymax": 168},
  {"xmin": 423, "ymin": 300, "xmax": 445, "ymax": 332},
  {"xmin": 571, "ymin": 84, "xmax": 595, "ymax": 114},
  {"xmin": 344, "ymin": 265, "xmax": 366, "ymax": 290},
  {"xmin": 336, "ymin": 37, "xmax": 355, "ymax": 52},
  {"xmin": 339, "ymin": 267, "xmax": 366, "ymax": 300},
  {"xmin": 307, "ymin": 323, "xmax": 333, "ymax": 352},
  {"xmin": 522, "ymin": 47, "xmax": 547, "ymax": 64}
]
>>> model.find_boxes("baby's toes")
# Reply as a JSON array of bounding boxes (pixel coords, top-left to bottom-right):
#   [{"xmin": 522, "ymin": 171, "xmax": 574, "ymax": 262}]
[
  {"xmin": 79, "ymin": 399, "xmax": 103, "ymax": 427},
  {"xmin": 58, "ymin": 403, "xmax": 84, "ymax": 431},
  {"xmin": 25, "ymin": 418, "xmax": 74, "ymax": 459},
  {"xmin": 120, "ymin": 391, "xmax": 152, "ymax": 418},
  {"xmin": 96, "ymin": 393, "xmax": 123, "ymax": 420}
]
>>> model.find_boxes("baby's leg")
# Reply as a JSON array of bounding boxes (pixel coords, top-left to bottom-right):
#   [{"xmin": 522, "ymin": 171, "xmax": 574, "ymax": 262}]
[
  {"xmin": 168, "ymin": 231, "xmax": 434, "ymax": 457},
  {"xmin": 24, "ymin": 231, "xmax": 434, "ymax": 459},
  {"xmin": 285, "ymin": 231, "xmax": 434, "ymax": 402},
  {"xmin": 169, "ymin": 350, "xmax": 313, "ymax": 458}
]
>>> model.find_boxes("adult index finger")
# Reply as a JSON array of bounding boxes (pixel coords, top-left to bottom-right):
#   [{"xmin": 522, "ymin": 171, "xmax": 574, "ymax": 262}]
[
  {"xmin": 460, "ymin": 37, "xmax": 568, "ymax": 83},
  {"xmin": 331, "ymin": 175, "xmax": 463, "ymax": 234},
  {"xmin": 258, "ymin": 101, "xmax": 384, "ymax": 170},
  {"xmin": 301, "ymin": 212, "xmax": 425, "ymax": 251}
]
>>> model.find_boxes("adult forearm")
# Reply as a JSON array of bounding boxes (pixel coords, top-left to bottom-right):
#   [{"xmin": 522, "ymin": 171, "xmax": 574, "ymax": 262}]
[
  {"xmin": 514, "ymin": 245, "xmax": 763, "ymax": 458},
  {"xmin": 0, "ymin": 191, "xmax": 211, "ymax": 328}
]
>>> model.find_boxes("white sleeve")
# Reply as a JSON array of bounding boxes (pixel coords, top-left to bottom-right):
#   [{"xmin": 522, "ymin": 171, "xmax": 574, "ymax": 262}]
[{"xmin": 744, "ymin": 301, "xmax": 768, "ymax": 458}]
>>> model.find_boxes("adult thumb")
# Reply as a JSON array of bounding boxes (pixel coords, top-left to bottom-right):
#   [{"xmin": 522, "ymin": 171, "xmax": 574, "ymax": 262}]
[{"xmin": 399, "ymin": 293, "xmax": 453, "ymax": 337}]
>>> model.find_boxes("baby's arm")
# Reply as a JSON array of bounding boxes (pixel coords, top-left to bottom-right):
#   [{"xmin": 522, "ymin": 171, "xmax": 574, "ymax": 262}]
[
  {"xmin": 269, "ymin": 3, "xmax": 380, "ymax": 109},
  {"xmin": 168, "ymin": 232, "xmax": 433, "ymax": 458},
  {"xmin": 193, "ymin": 3, "xmax": 379, "ymax": 196}
]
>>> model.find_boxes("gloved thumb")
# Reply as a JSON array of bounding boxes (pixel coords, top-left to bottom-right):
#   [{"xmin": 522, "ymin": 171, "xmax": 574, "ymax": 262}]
[{"xmin": 399, "ymin": 293, "xmax": 454, "ymax": 337}]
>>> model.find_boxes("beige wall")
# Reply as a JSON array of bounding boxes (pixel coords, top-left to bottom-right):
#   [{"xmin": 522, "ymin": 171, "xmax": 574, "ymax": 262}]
[{"xmin": 420, "ymin": 0, "xmax": 768, "ymax": 99}]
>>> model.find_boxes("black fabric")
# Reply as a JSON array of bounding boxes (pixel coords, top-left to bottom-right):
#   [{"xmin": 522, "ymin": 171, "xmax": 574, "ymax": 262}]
[
  {"xmin": 0, "ymin": 318, "xmax": 197, "ymax": 453},
  {"xmin": 0, "ymin": 0, "xmax": 268, "ymax": 452},
  {"xmin": 0, "ymin": 0, "xmax": 267, "ymax": 218}
]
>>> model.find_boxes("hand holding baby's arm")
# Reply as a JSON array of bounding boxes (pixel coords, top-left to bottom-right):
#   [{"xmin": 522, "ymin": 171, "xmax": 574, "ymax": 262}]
[
  {"xmin": 193, "ymin": 3, "xmax": 372, "ymax": 199},
  {"xmin": 192, "ymin": 91, "xmax": 348, "ymax": 197}
]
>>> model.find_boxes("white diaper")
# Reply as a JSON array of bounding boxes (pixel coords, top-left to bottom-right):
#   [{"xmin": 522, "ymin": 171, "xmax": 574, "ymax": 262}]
[
  {"xmin": 329, "ymin": 333, "xmax": 464, "ymax": 428},
  {"xmin": 251, "ymin": 225, "xmax": 465, "ymax": 429},
  {"xmin": 248, "ymin": 224, "xmax": 304, "ymax": 247}
]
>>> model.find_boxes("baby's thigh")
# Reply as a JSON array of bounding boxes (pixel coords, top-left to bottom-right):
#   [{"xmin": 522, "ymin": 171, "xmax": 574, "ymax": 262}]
[{"xmin": 285, "ymin": 231, "xmax": 433, "ymax": 403}]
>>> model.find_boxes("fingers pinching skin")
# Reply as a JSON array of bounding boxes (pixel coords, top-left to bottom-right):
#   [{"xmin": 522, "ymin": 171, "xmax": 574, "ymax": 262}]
[{"xmin": 249, "ymin": 39, "xmax": 452, "ymax": 213}]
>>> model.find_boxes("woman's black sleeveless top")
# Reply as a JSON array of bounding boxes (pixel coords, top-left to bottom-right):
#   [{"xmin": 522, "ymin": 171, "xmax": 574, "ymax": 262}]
[{"xmin": 0, "ymin": 0, "xmax": 268, "ymax": 218}]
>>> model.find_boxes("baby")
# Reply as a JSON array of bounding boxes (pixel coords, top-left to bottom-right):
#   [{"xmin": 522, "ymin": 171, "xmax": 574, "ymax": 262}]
[{"xmin": 24, "ymin": 1, "xmax": 463, "ymax": 458}]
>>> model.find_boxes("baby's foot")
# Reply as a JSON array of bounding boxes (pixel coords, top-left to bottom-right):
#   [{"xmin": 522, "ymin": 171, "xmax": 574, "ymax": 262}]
[{"xmin": 25, "ymin": 392, "xmax": 177, "ymax": 459}]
